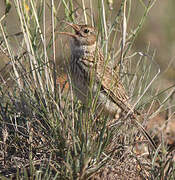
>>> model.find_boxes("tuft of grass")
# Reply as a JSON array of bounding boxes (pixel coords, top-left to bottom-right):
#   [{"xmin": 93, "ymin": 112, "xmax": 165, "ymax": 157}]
[{"xmin": 0, "ymin": 0, "xmax": 175, "ymax": 179}]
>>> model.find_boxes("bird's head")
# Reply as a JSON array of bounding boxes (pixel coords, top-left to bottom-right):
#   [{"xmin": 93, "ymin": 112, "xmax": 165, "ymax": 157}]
[{"xmin": 60, "ymin": 23, "xmax": 97, "ymax": 46}]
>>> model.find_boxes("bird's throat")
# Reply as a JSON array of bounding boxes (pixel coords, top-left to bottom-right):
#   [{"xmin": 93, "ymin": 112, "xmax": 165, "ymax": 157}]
[{"xmin": 70, "ymin": 40, "xmax": 97, "ymax": 58}]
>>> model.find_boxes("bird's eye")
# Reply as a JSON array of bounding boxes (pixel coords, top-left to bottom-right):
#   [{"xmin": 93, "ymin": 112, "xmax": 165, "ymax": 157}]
[{"xmin": 84, "ymin": 29, "xmax": 89, "ymax": 33}]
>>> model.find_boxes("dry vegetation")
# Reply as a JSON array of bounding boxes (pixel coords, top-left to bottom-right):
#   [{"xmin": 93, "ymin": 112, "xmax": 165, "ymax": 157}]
[{"xmin": 0, "ymin": 0, "xmax": 175, "ymax": 179}]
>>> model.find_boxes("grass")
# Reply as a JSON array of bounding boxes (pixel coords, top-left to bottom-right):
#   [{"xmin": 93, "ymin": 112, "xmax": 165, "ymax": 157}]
[{"xmin": 0, "ymin": 0, "xmax": 175, "ymax": 179}]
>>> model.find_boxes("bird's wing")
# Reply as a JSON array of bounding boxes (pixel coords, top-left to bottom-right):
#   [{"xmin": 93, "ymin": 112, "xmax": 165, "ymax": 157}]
[{"xmin": 96, "ymin": 51, "xmax": 132, "ymax": 113}]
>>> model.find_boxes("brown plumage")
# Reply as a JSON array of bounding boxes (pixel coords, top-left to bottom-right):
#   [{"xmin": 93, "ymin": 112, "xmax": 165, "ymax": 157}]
[
  {"xmin": 60, "ymin": 23, "xmax": 156, "ymax": 149},
  {"xmin": 60, "ymin": 23, "xmax": 132, "ymax": 118}
]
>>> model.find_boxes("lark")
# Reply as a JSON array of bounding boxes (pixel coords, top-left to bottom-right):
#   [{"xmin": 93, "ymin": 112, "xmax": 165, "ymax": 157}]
[
  {"xmin": 60, "ymin": 22, "xmax": 156, "ymax": 149},
  {"xmin": 60, "ymin": 22, "xmax": 133, "ymax": 118}
]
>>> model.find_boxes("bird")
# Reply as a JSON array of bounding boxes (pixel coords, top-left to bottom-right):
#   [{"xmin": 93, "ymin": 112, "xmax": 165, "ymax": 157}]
[
  {"xmin": 60, "ymin": 22, "xmax": 156, "ymax": 149},
  {"xmin": 60, "ymin": 23, "xmax": 133, "ymax": 119}
]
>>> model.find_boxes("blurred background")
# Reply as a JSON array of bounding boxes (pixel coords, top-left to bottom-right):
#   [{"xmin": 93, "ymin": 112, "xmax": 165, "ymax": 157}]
[
  {"xmin": 135, "ymin": 0, "xmax": 175, "ymax": 86},
  {"xmin": 0, "ymin": 0, "xmax": 175, "ymax": 88}
]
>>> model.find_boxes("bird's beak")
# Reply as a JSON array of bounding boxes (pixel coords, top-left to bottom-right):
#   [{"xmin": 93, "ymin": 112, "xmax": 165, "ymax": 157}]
[
  {"xmin": 59, "ymin": 22, "xmax": 80, "ymax": 38},
  {"xmin": 64, "ymin": 22, "xmax": 80, "ymax": 31}
]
